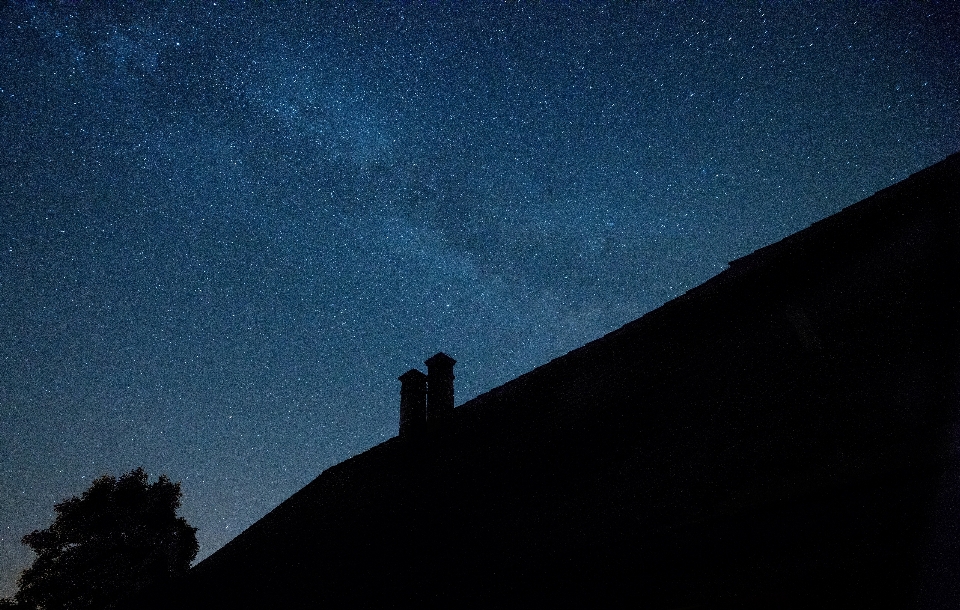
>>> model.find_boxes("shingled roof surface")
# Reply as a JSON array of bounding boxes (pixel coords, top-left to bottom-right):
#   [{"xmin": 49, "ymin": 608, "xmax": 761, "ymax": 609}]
[{"xmin": 129, "ymin": 152, "xmax": 960, "ymax": 609}]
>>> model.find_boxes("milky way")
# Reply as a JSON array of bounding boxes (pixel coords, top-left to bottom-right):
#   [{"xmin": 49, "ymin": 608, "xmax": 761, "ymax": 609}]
[{"xmin": 1, "ymin": 2, "xmax": 958, "ymax": 595}]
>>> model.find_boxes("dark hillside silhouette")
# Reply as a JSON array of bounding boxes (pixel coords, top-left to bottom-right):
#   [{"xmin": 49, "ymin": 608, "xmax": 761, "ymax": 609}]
[{"xmin": 127, "ymin": 152, "xmax": 959, "ymax": 608}]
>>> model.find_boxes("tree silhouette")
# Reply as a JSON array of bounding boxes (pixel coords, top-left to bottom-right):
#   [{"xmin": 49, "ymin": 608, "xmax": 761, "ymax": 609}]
[{"xmin": 4, "ymin": 468, "xmax": 198, "ymax": 610}]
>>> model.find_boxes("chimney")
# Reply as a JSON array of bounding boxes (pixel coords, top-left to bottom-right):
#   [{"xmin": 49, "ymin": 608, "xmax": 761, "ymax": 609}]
[
  {"xmin": 425, "ymin": 352, "xmax": 456, "ymax": 422},
  {"xmin": 398, "ymin": 369, "xmax": 427, "ymax": 437}
]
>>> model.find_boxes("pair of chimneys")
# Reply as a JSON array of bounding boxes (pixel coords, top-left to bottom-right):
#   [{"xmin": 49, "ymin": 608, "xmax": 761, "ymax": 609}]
[{"xmin": 398, "ymin": 352, "xmax": 456, "ymax": 437}]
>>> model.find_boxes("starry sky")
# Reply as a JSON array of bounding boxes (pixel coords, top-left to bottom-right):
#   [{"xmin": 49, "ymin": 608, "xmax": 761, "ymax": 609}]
[{"xmin": 1, "ymin": 1, "xmax": 958, "ymax": 595}]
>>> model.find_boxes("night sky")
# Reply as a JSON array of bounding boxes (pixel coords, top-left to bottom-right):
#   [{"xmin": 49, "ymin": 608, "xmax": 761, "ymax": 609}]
[{"xmin": 2, "ymin": 1, "xmax": 959, "ymax": 595}]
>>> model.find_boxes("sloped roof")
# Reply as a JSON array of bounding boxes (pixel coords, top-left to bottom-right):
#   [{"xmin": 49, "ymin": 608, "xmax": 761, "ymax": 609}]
[{"xmin": 133, "ymin": 151, "xmax": 960, "ymax": 608}]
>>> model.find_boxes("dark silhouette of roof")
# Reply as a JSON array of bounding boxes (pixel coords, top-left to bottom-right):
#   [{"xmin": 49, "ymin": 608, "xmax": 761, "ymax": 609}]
[{"xmin": 127, "ymin": 152, "xmax": 960, "ymax": 609}]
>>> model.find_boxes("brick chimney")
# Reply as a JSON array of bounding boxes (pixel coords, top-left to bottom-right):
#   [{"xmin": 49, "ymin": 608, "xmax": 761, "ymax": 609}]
[
  {"xmin": 398, "ymin": 369, "xmax": 427, "ymax": 437},
  {"xmin": 425, "ymin": 352, "xmax": 456, "ymax": 423}
]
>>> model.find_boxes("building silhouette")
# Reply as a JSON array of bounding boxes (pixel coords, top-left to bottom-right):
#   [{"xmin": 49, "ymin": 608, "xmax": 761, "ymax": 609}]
[{"xmin": 130, "ymin": 153, "xmax": 960, "ymax": 608}]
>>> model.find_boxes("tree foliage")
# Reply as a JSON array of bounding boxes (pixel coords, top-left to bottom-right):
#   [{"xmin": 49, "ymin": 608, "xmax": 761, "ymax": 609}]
[{"xmin": 5, "ymin": 468, "xmax": 198, "ymax": 610}]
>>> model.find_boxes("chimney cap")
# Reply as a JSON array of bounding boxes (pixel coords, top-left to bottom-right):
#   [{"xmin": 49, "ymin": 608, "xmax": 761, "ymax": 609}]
[
  {"xmin": 424, "ymin": 352, "xmax": 456, "ymax": 367},
  {"xmin": 398, "ymin": 368, "xmax": 428, "ymax": 383}
]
